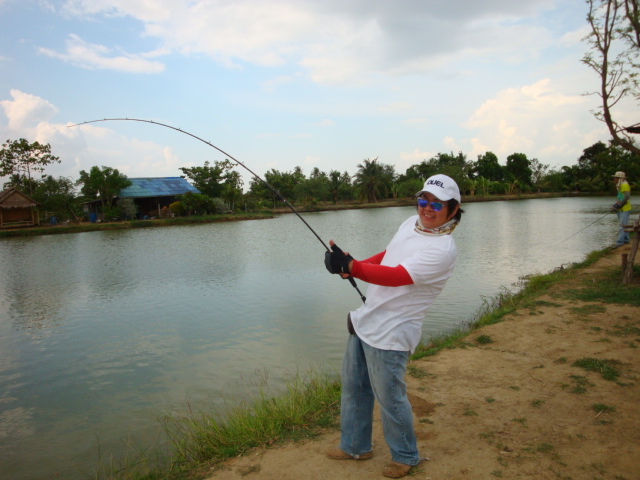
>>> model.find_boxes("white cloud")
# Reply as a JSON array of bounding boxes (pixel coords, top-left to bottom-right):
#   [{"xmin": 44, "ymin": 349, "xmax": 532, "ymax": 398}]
[
  {"xmin": 38, "ymin": 34, "xmax": 165, "ymax": 73},
  {"xmin": 55, "ymin": 0, "xmax": 562, "ymax": 84},
  {"xmin": 0, "ymin": 90, "xmax": 183, "ymax": 182},
  {"xmin": 0, "ymin": 89, "xmax": 58, "ymax": 130},
  {"xmin": 461, "ymin": 78, "xmax": 604, "ymax": 166}
]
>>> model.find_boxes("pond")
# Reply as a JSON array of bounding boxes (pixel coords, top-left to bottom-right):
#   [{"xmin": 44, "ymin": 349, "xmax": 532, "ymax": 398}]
[{"xmin": 0, "ymin": 197, "xmax": 620, "ymax": 479}]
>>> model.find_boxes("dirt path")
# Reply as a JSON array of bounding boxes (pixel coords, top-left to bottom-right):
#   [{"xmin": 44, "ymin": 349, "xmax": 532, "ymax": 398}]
[{"xmin": 206, "ymin": 247, "xmax": 640, "ymax": 480}]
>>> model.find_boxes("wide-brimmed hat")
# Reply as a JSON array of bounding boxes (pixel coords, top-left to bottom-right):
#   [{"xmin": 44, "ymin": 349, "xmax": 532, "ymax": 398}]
[
  {"xmin": 416, "ymin": 174, "xmax": 461, "ymax": 203},
  {"xmin": 612, "ymin": 171, "xmax": 626, "ymax": 178}
]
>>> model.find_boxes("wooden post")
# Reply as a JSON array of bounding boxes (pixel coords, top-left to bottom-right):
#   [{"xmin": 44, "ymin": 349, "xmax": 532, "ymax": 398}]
[{"xmin": 622, "ymin": 219, "xmax": 640, "ymax": 285}]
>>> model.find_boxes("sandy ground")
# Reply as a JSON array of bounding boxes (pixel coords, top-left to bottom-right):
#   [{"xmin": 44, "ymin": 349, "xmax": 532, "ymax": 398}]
[{"xmin": 205, "ymin": 246, "xmax": 640, "ymax": 480}]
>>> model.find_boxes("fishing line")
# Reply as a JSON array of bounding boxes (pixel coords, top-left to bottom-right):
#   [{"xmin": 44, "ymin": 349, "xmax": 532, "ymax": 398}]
[
  {"xmin": 553, "ymin": 210, "xmax": 614, "ymax": 247},
  {"xmin": 67, "ymin": 117, "xmax": 366, "ymax": 303}
]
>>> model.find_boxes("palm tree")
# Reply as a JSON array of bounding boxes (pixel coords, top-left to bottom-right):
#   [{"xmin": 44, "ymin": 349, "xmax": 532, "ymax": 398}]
[{"xmin": 354, "ymin": 158, "xmax": 386, "ymax": 203}]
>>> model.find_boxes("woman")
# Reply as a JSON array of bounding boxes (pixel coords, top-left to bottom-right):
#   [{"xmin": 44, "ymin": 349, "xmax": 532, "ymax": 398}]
[{"xmin": 324, "ymin": 174, "xmax": 462, "ymax": 478}]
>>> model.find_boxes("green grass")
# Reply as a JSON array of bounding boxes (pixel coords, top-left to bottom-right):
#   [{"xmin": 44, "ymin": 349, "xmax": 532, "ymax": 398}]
[
  {"xmin": 572, "ymin": 358, "xmax": 622, "ymax": 381},
  {"xmin": 560, "ymin": 267, "xmax": 640, "ymax": 306},
  {"xmin": 90, "ymin": 368, "xmax": 340, "ymax": 479},
  {"xmin": 475, "ymin": 334, "xmax": 494, "ymax": 345},
  {"xmin": 407, "ymin": 364, "xmax": 431, "ymax": 379},
  {"xmin": 593, "ymin": 403, "xmax": 616, "ymax": 414}
]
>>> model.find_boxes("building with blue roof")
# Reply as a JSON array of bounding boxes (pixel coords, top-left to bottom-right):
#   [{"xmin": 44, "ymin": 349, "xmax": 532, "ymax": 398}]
[
  {"xmin": 118, "ymin": 177, "xmax": 200, "ymax": 217},
  {"xmin": 82, "ymin": 177, "xmax": 200, "ymax": 220}
]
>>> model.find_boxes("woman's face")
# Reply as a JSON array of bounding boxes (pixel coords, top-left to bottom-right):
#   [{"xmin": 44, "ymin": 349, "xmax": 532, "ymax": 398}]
[{"xmin": 417, "ymin": 192, "xmax": 458, "ymax": 229}]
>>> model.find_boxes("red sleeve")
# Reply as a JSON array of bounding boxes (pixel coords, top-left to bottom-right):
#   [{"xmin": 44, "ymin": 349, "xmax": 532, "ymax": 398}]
[
  {"xmin": 361, "ymin": 250, "xmax": 386, "ymax": 265},
  {"xmin": 350, "ymin": 259, "xmax": 413, "ymax": 287}
]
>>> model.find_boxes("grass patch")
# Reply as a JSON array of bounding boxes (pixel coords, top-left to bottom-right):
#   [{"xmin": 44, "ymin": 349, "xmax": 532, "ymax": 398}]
[
  {"xmin": 612, "ymin": 323, "xmax": 640, "ymax": 337},
  {"xmin": 475, "ymin": 334, "xmax": 494, "ymax": 345},
  {"xmin": 561, "ymin": 268, "xmax": 640, "ymax": 306},
  {"xmin": 166, "ymin": 370, "xmax": 340, "ymax": 464},
  {"xmin": 537, "ymin": 442, "xmax": 554, "ymax": 453},
  {"xmin": 593, "ymin": 403, "xmax": 616, "ymax": 414},
  {"xmin": 90, "ymin": 368, "xmax": 340, "ymax": 479},
  {"xmin": 564, "ymin": 375, "xmax": 594, "ymax": 394},
  {"xmin": 569, "ymin": 304, "xmax": 607, "ymax": 315},
  {"xmin": 407, "ymin": 364, "xmax": 432, "ymax": 379},
  {"xmin": 572, "ymin": 358, "xmax": 622, "ymax": 381}
]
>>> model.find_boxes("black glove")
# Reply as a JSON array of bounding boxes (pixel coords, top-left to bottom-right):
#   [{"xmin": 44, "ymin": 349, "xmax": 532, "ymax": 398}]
[
  {"xmin": 612, "ymin": 203, "xmax": 622, "ymax": 211},
  {"xmin": 324, "ymin": 243, "xmax": 354, "ymax": 275}
]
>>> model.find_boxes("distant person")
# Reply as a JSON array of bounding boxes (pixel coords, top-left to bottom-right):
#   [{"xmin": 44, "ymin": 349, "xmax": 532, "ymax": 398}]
[
  {"xmin": 324, "ymin": 174, "xmax": 463, "ymax": 478},
  {"xmin": 611, "ymin": 171, "xmax": 632, "ymax": 247}
]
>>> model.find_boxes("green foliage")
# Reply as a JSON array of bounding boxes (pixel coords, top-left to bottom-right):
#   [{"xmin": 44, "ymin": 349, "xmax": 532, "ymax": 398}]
[
  {"xmin": 506, "ymin": 153, "xmax": 534, "ymax": 187},
  {"xmin": 0, "ymin": 138, "xmax": 61, "ymax": 195},
  {"xmin": 174, "ymin": 192, "xmax": 220, "ymax": 215},
  {"xmin": 32, "ymin": 175, "xmax": 80, "ymax": 222},
  {"xmin": 473, "ymin": 152, "xmax": 504, "ymax": 182},
  {"xmin": 179, "ymin": 160, "xmax": 237, "ymax": 198},
  {"xmin": 77, "ymin": 165, "xmax": 132, "ymax": 208},
  {"xmin": 353, "ymin": 157, "xmax": 395, "ymax": 203},
  {"xmin": 118, "ymin": 198, "xmax": 138, "ymax": 219}
]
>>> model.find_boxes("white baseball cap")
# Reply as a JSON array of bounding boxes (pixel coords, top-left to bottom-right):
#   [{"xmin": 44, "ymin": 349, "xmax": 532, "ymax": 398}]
[{"xmin": 416, "ymin": 174, "xmax": 461, "ymax": 203}]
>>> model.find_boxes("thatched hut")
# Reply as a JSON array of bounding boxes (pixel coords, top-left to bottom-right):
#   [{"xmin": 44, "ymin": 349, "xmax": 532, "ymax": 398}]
[{"xmin": 0, "ymin": 188, "xmax": 41, "ymax": 228}]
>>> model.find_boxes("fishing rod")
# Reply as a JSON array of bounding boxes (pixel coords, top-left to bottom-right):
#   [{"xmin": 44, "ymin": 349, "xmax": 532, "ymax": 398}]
[
  {"xmin": 67, "ymin": 117, "xmax": 366, "ymax": 303},
  {"xmin": 554, "ymin": 210, "xmax": 614, "ymax": 247}
]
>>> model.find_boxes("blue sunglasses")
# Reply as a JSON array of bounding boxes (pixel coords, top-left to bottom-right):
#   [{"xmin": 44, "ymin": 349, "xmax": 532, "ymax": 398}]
[{"xmin": 417, "ymin": 198, "xmax": 444, "ymax": 211}]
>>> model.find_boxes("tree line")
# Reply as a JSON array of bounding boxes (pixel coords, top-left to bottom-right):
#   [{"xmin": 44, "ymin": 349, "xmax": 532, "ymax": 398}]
[
  {"xmin": 1, "ymin": 0, "xmax": 639, "ymax": 222},
  {"xmin": 1, "ymin": 137, "xmax": 637, "ymax": 222}
]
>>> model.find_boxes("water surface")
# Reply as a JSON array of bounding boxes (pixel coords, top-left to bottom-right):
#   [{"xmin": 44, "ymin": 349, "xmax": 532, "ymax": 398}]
[{"xmin": 0, "ymin": 197, "xmax": 619, "ymax": 479}]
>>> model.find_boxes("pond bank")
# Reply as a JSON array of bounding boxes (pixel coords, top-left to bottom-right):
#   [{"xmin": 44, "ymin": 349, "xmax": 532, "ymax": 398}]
[
  {"xmin": 202, "ymin": 245, "xmax": 639, "ymax": 480},
  {"xmin": 0, "ymin": 192, "xmax": 604, "ymax": 238},
  {"xmin": 86, "ymin": 244, "xmax": 639, "ymax": 480}
]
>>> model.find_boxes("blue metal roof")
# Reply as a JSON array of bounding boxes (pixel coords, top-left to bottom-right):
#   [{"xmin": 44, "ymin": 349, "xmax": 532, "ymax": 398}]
[{"xmin": 118, "ymin": 177, "xmax": 200, "ymax": 198}]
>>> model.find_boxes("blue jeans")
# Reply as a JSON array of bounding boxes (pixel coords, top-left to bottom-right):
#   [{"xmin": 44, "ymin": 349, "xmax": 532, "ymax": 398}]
[
  {"xmin": 617, "ymin": 210, "xmax": 631, "ymax": 245},
  {"xmin": 339, "ymin": 334, "xmax": 420, "ymax": 466}
]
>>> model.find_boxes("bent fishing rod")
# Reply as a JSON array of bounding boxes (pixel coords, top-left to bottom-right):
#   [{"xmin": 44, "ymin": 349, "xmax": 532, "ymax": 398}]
[{"xmin": 67, "ymin": 117, "xmax": 366, "ymax": 303}]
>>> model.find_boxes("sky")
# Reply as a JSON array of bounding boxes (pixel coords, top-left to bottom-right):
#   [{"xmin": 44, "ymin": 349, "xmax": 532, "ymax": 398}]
[{"xmin": 0, "ymin": 0, "xmax": 635, "ymax": 189}]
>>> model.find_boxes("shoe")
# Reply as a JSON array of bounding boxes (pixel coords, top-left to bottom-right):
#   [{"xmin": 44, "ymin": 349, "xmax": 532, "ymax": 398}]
[
  {"xmin": 382, "ymin": 461, "xmax": 413, "ymax": 478},
  {"xmin": 326, "ymin": 447, "xmax": 372, "ymax": 460}
]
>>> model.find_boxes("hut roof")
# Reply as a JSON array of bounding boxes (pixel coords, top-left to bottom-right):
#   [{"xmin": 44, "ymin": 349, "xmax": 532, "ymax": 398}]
[
  {"xmin": 0, "ymin": 188, "xmax": 40, "ymax": 209},
  {"xmin": 118, "ymin": 177, "xmax": 200, "ymax": 198}
]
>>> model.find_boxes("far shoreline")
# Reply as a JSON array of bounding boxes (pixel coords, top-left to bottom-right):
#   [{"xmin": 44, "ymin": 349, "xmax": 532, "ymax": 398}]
[{"xmin": 0, "ymin": 191, "xmax": 608, "ymax": 239}]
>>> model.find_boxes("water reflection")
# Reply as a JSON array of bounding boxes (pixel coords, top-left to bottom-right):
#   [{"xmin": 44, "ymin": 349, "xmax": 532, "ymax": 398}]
[{"xmin": 0, "ymin": 197, "xmax": 620, "ymax": 479}]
